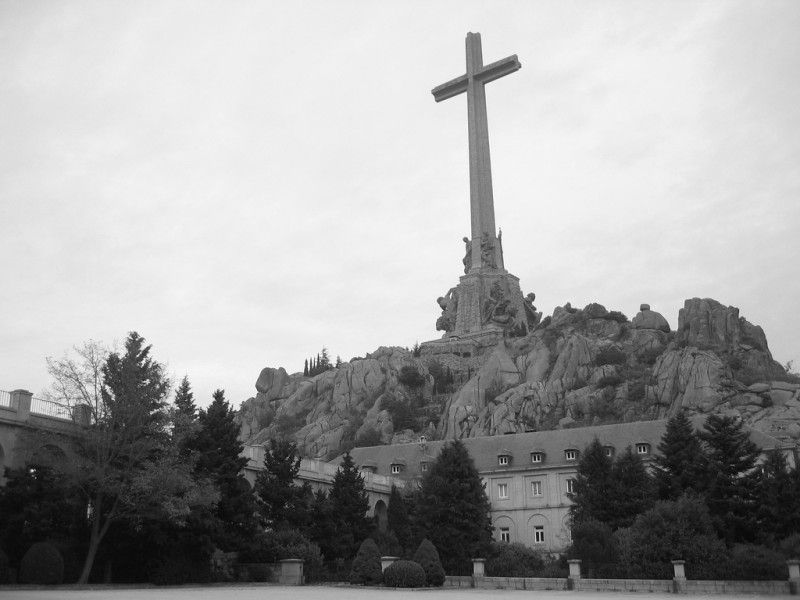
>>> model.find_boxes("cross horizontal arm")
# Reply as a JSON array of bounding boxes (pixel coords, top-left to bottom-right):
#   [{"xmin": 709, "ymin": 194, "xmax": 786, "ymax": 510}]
[
  {"xmin": 474, "ymin": 55, "xmax": 521, "ymax": 85},
  {"xmin": 432, "ymin": 74, "xmax": 468, "ymax": 102}
]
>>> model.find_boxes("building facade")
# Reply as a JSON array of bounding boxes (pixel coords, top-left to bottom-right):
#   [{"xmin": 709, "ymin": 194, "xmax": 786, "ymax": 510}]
[{"xmin": 348, "ymin": 419, "xmax": 794, "ymax": 553}]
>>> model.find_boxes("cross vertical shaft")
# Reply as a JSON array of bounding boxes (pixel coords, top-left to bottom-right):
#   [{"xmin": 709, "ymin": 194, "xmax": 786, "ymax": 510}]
[{"xmin": 432, "ymin": 32, "xmax": 521, "ymax": 271}]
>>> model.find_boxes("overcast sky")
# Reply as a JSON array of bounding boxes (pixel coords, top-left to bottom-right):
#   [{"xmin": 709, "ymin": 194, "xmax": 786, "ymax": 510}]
[{"xmin": 2, "ymin": 1, "xmax": 798, "ymax": 409}]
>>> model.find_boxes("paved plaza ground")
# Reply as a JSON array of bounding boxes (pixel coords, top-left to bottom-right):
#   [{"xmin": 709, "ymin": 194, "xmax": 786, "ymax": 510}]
[{"xmin": 0, "ymin": 586, "xmax": 795, "ymax": 600}]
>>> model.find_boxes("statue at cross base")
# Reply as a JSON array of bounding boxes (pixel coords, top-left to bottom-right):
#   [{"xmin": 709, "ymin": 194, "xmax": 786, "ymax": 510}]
[{"xmin": 425, "ymin": 32, "xmax": 536, "ymax": 354}]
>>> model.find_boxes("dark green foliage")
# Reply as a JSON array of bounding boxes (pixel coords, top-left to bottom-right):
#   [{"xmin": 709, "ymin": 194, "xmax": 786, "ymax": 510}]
[
  {"xmin": 255, "ymin": 439, "xmax": 312, "ymax": 532},
  {"xmin": 701, "ymin": 414, "xmax": 760, "ymax": 543},
  {"xmin": 428, "ymin": 360, "xmax": 455, "ymax": 394},
  {"xmin": 349, "ymin": 538, "xmax": 382, "ymax": 585},
  {"xmin": 387, "ymin": 486, "xmax": 413, "ymax": 555},
  {"xmin": 596, "ymin": 374, "xmax": 624, "ymax": 387},
  {"xmin": 415, "ymin": 440, "xmax": 493, "ymax": 575},
  {"xmin": 173, "ymin": 375, "xmax": 196, "ymax": 419},
  {"xmin": 412, "ymin": 538, "xmax": 445, "ymax": 586},
  {"xmin": 239, "ymin": 529, "xmax": 323, "ymax": 581},
  {"xmin": 306, "ymin": 347, "xmax": 333, "ymax": 377},
  {"xmin": 753, "ymin": 450, "xmax": 800, "ymax": 545},
  {"xmin": 412, "ymin": 342, "xmax": 421, "ymax": 358},
  {"xmin": 616, "ymin": 496, "xmax": 725, "ymax": 579},
  {"xmin": 151, "ymin": 553, "xmax": 211, "ymax": 585},
  {"xmin": 607, "ymin": 447, "xmax": 654, "ymax": 530},
  {"xmin": 568, "ymin": 520, "xmax": 616, "ymax": 577},
  {"xmin": 382, "ymin": 560, "xmax": 426, "ymax": 587},
  {"xmin": 19, "ymin": 542, "xmax": 64, "ymax": 585},
  {"xmin": 0, "ymin": 547, "xmax": 10, "ymax": 584},
  {"xmin": 606, "ymin": 310, "xmax": 628, "ymax": 323},
  {"xmin": 719, "ymin": 544, "xmax": 787, "ymax": 580},
  {"xmin": 0, "ymin": 465, "xmax": 84, "ymax": 577},
  {"xmin": 382, "ymin": 396, "xmax": 416, "ymax": 431},
  {"xmin": 627, "ymin": 379, "xmax": 646, "ymax": 402},
  {"xmin": 398, "ymin": 366, "xmax": 426, "ymax": 388},
  {"xmin": 637, "ymin": 347, "xmax": 663, "ymax": 366},
  {"xmin": 596, "ymin": 346, "xmax": 626, "ymax": 366},
  {"xmin": 355, "ymin": 427, "xmax": 382, "ymax": 447},
  {"xmin": 653, "ymin": 412, "xmax": 708, "ymax": 499},
  {"xmin": 370, "ymin": 529, "xmax": 402, "ymax": 557},
  {"xmin": 324, "ymin": 452, "xmax": 371, "ymax": 559},
  {"xmin": 192, "ymin": 389, "xmax": 258, "ymax": 551},
  {"xmin": 569, "ymin": 438, "xmax": 614, "ymax": 525},
  {"xmin": 486, "ymin": 541, "xmax": 544, "ymax": 577}
]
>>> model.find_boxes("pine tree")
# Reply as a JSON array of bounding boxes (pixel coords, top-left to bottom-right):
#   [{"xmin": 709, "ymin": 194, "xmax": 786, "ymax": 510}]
[
  {"xmin": 754, "ymin": 450, "xmax": 796, "ymax": 544},
  {"xmin": 653, "ymin": 411, "xmax": 707, "ymax": 499},
  {"xmin": 387, "ymin": 485, "xmax": 412, "ymax": 554},
  {"xmin": 607, "ymin": 446, "xmax": 654, "ymax": 529},
  {"xmin": 327, "ymin": 452, "xmax": 370, "ymax": 559},
  {"xmin": 254, "ymin": 438, "xmax": 312, "ymax": 532},
  {"xmin": 173, "ymin": 375, "xmax": 196, "ymax": 418},
  {"xmin": 415, "ymin": 440, "xmax": 493, "ymax": 575},
  {"xmin": 569, "ymin": 438, "xmax": 614, "ymax": 525},
  {"xmin": 700, "ymin": 414, "xmax": 760, "ymax": 544},
  {"xmin": 193, "ymin": 389, "xmax": 258, "ymax": 550}
]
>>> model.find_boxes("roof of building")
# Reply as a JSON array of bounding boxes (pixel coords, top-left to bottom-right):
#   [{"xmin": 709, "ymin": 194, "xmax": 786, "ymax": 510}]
[{"xmin": 345, "ymin": 417, "xmax": 784, "ymax": 477}]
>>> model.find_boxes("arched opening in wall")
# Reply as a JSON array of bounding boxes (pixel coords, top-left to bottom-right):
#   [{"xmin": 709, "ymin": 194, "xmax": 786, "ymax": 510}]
[
  {"xmin": 27, "ymin": 443, "xmax": 68, "ymax": 476},
  {"xmin": 527, "ymin": 513, "xmax": 550, "ymax": 549},
  {"xmin": 493, "ymin": 515, "xmax": 516, "ymax": 543},
  {"xmin": 374, "ymin": 499, "xmax": 388, "ymax": 532}
]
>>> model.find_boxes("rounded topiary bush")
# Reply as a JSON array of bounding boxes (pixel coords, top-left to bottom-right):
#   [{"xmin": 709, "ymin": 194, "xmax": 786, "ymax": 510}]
[
  {"xmin": 19, "ymin": 542, "xmax": 64, "ymax": 585},
  {"xmin": 383, "ymin": 560, "xmax": 426, "ymax": 588},
  {"xmin": 413, "ymin": 539, "xmax": 445, "ymax": 586},
  {"xmin": 349, "ymin": 537, "xmax": 382, "ymax": 585}
]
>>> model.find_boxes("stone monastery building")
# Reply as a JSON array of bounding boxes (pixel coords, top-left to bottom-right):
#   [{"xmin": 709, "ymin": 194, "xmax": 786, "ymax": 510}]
[{"xmin": 347, "ymin": 419, "xmax": 792, "ymax": 553}]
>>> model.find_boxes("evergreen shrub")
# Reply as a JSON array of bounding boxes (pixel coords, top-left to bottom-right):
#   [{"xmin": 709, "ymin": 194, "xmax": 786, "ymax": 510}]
[
  {"xmin": 398, "ymin": 366, "xmax": 426, "ymax": 388},
  {"xmin": 486, "ymin": 541, "xmax": 545, "ymax": 577},
  {"xmin": 349, "ymin": 538, "xmax": 382, "ymax": 585},
  {"xmin": 0, "ymin": 547, "xmax": 10, "ymax": 584},
  {"xmin": 382, "ymin": 560, "xmax": 426, "ymax": 587},
  {"xmin": 412, "ymin": 539, "xmax": 445, "ymax": 586},
  {"xmin": 596, "ymin": 346, "xmax": 627, "ymax": 366},
  {"xmin": 19, "ymin": 542, "xmax": 64, "ymax": 585},
  {"xmin": 606, "ymin": 311, "xmax": 629, "ymax": 323}
]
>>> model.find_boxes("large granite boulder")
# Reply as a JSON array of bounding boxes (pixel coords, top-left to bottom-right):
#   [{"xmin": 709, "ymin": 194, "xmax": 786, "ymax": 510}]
[{"xmin": 631, "ymin": 304, "xmax": 670, "ymax": 332}]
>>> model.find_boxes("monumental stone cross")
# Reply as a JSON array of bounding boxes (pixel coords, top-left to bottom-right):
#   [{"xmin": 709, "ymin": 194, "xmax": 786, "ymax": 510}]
[{"xmin": 432, "ymin": 32, "xmax": 521, "ymax": 272}]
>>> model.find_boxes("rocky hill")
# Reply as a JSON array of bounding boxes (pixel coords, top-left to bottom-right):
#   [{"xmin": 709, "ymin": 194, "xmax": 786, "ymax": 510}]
[{"xmin": 236, "ymin": 298, "xmax": 800, "ymax": 459}]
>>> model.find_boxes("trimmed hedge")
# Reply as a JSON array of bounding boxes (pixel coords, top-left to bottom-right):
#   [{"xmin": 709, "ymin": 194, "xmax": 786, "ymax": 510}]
[
  {"xmin": 383, "ymin": 560, "xmax": 426, "ymax": 588},
  {"xmin": 19, "ymin": 542, "xmax": 64, "ymax": 585},
  {"xmin": 413, "ymin": 539, "xmax": 445, "ymax": 586},
  {"xmin": 349, "ymin": 538, "xmax": 382, "ymax": 585}
]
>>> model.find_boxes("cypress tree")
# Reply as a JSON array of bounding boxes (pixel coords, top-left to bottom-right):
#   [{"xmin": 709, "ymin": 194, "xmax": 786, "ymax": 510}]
[
  {"xmin": 569, "ymin": 438, "xmax": 614, "ymax": 525},
  {"xmin": 413, "ymin": 538, "xmax": 445, "ymax": 586},
  {"xmin": 304, "ymin": 359, "xmax": 308, "ymax": 376},
  {"xmin": 328, "ymin": 452, "xmax": 370, "ymax": 559},
  {"xmin": 653, "ymin": 411, "xmax": 707, "ymax": 499},
  {"xmin": 700, "ymin": 414, "xmax": 760, "ymax": 543},
  {"xmin": 387, "ymin": 485, "xmax": 412, "ymax": 554},
  {"xmin": 415, "ymin": 440, "xmax": 492, "ymax": 575},
  {"xmin": 608, "ymin": 446, "xmax": 654, "ymax": 529}
]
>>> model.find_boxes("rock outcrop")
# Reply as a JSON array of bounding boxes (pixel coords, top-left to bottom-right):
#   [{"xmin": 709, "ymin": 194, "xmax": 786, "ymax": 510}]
[{"xmin": 236, "ymin": 298, "xmax": 800, "ymax": 458}]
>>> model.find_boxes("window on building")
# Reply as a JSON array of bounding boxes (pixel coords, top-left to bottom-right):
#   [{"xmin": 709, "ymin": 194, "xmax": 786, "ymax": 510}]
[
  {"xmin": 565, "ymin": 449, "xmax": 578, "ymax": 461},
  {"xmin": 498, "ymin": 483, "xmax": 509, "ymax": 499},
  {"xmin": 531, "ymin": 452, "xmax": 543, "ymax": 463},
  {"xmin": 636, "ymin": 443, "xmax": 650, "ymax": 455},
  {"xmin": 531, "ymin": 480, "xmax": 543, "ymax": 497},
  {"xmin": 604, "ymin": 446, "xmax": 615, "ymax": 457},
  {"xmin": 391, "ymin": 464, "xmax": 402, "ymax": 474},
  {"xmin": 500, "ymin": 527, "xmax": 511, "ymax": 542},
  {"xmin": 534, "ymin": 526, "xmax": 545, "ymax": 544},
  {"xmin": 420, "ymin": 462, "xmax": 428, "ymax": 472},
  {"xmin": 566, "ymin": 478, "xmax": 576, "ymax": 494},
  {"xmin": 498, "ymin": 455, "xmax": 509, "ymax": 466}
]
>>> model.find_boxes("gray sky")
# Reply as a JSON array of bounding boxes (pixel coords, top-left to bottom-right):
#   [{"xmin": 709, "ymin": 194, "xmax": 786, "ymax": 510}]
[{"xmin": 2, "ymin": 1, "xmax": 798, "ymax": 409}]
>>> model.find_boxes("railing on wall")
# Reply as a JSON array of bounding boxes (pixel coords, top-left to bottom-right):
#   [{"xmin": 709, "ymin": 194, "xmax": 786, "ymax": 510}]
[
  {"xmin": 0, "ymin": 390, "xmax": 10, "ymax": 409},
  {"xmin": 30, "ymin": 396, "xmax": 72, "ymax": 420}
]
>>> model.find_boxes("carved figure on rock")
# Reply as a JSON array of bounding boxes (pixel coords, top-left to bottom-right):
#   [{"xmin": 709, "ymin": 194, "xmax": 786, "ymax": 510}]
[
  {"xmin": 482, "ymin": 281, "xmax": 514, "ymax": 326},
  {"xmin": 523, "ymin": 292, "xmax": 542, "ymax": 327},
  {"xmin": 435, "ymin": 287, "xmax": 459, "ymax": 333},
  {"xmin": 480, "ymin": 233, "xmax": 497, "ymax": 269},
  {"xmin": 462, "ymin": 237, "xmax": 471, "ymax": 273}
]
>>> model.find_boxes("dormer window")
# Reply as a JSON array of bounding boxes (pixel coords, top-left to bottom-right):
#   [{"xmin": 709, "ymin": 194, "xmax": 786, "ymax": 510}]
[
  {"xmin": 565, "ymin": 449, "xmax": 578, "ymax": 461},
  {"xmin": 391, "ymin": 464, "xmax": 403, "ymax": 474},
  {"xmin": 604, "ymin": 446, "xmax": 615, "ymax": 458},
  {"xmin": 498, "ymin": 455, "xmax": 510, "ymax": 466},
  {"xmin": 530, "ymin": 452, "xmax": 544, "ymax": 464},
  {"xmin": 420, "ymin": 462, "xmax": 429, "ymax": 473},
  {"xmin": 636, "ymin": 443, "xmax": 650, "ymax": 455}
]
